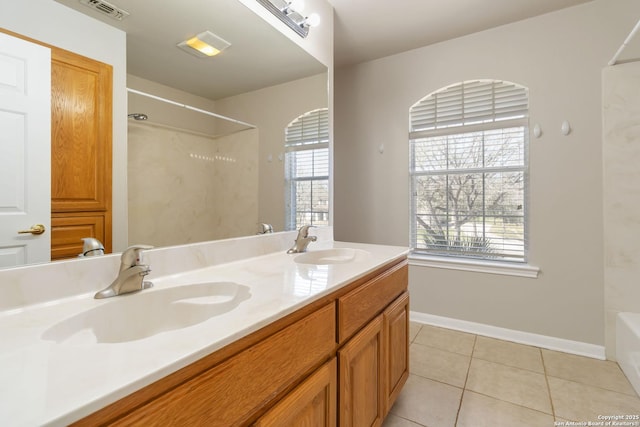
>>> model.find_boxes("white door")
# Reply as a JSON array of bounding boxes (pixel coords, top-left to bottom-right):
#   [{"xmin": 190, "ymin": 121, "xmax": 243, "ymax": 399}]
[{"xmin": 0, "ymin": 32, "xmax": 51, "ymax": 268}]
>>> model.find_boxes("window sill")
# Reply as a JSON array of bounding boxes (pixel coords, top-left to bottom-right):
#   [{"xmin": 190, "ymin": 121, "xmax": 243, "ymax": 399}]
[{"xmin": 408, "ymin": 253, "xmax": 540, "ymax": 278}]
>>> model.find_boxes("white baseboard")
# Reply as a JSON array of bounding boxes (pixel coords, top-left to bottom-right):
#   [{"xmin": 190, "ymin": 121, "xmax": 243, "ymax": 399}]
[{"xmin": 410, "ymin": 311, "xmax": 606, "ymax": 360}]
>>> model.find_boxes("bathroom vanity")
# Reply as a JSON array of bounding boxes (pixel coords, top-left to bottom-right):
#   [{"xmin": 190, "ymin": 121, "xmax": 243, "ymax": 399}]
[
  {"xmin": 0, "ymin": 230, "xmax": 408, "ymax": 426},
  {"xmin": 78, "ymin": 257, "xmax": 408, "ymax": 426}
]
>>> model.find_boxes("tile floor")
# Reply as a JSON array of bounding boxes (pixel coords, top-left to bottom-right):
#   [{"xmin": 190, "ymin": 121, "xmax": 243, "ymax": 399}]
[{"xmin": 383, "ymin": 322, "xmax": 640, "ymax": 427}]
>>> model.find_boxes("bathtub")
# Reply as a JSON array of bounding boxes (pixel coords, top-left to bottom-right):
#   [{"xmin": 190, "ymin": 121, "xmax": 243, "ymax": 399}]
[{"xmin": 617, "ymin": 312, "xmax": 640, "ymax": 395}]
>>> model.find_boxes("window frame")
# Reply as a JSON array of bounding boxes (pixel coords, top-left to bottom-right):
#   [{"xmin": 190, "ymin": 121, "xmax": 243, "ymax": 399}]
[
  {"xmin": 409, "ymin": 80, "xmax": 531, "ymax": 264},
  {"xmin": 284, "ymin": 108, "xmax": 330, "ymax": 231}
]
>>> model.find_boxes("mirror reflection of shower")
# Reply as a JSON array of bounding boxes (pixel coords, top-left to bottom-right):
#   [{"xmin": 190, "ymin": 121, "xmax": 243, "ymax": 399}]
[{"xmin": 128, "ymin": 113, "xmax": 148, "ymax": 121}]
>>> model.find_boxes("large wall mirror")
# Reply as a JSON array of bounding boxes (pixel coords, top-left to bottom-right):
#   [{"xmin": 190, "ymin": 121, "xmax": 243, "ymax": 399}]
[{"xmin": 0, "ymin": 0, "xmax": 329, "ymax": 269}]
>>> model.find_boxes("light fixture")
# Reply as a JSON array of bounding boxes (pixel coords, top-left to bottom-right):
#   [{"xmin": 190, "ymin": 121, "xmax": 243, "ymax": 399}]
[
  {"xmin": 177, "ymin": 30, "xmax": 231, "ymax": 58},
  {"xmin": 256, "ymin": 0, "xmax": 320, "ymax": 38},
  {"xmin": 303, "ymin": 13, "xmax": 321, "ymax": 28},
  {"xmin": 284, "ymin": 0, "xmax": 304, "ymax": 14}
]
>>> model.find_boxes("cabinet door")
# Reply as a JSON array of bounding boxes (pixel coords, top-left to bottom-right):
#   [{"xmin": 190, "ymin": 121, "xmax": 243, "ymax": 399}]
[
  {"xmin": 254, "ymin": 358, "xmax": 336, "ymax": 427},
  {"xmin": 51, "ymin": 49, "xmax": 112, "ymax": 213},
  {"xmin": 384, "ymin": 292, "xmax": 409, "ymax": 415},
  {"xmin": 339, "ymin": 315, "xmax": 385, "ymax": 427}
]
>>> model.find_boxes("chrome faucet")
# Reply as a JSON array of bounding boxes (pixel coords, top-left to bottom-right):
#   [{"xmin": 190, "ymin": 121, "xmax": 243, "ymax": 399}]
[
  {"xmin": 287, "ymin": 225, "xmax": 317, "ymax": 254},
  {"xmin": 94, "ymin": 245, "xmax": 153, "ymax": 299},
  {"xmin": 257, "ymin": 223, "xmax": 274, "ymax": 234}
]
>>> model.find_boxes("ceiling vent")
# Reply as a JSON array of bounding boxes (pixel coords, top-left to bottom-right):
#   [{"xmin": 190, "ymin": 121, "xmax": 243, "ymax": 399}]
[{"xmin": 79, "ymin": 0, "xmax": 129, "ymax": 20}]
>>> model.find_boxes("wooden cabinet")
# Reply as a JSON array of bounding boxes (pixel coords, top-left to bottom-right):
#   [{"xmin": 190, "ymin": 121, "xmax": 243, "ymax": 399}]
[
  {"xmin": 73, "ymin": 258, "xmax": 409, "ymax": 427},
  {"xmin": 338, "ymin": 292, "xmax": 410, "ymax": 427},
  {"xmin": 50, "ymin": 47, "xmax": 112, "ymax": 259},
  {"xmin": 254, "ymin": 358, "xmax": 337, "ymax": 427},
  {"xmin": 112, "ymin": 304, "xmax": 336, "ymax": 427},
  {"xmin": 384, "ymin": 292, "xmax": 410, "ymax": 414},
  {"xmin": 339, "ymin": 316, "xmax": 386, "ymax": 427},
  {"xmin": 336, "ymin": 261, "xmax": 409, "ymax": 425},
  {"xmin": 338, "ymin": 260, "xmax": 408, "ymax": 343}
]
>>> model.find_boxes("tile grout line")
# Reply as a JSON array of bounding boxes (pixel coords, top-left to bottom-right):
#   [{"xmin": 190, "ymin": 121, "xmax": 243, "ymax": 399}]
[
  {"xmin": 453, "ymin": 333, "xmax": 477, "ymax": 427},
  {"xmin": 463, "ymin": 388, "xmax": 560, "ymax": 418},
  {"xmin": 389, "ymin": 413, "xmax": 428, "ymax": 427},
  {"xmin": 399, "ymin": 324, "xmax": 429, "ymax": 427},
  {"xmin": 407, "ymin": 371, "xmax": 466, "ymax": 392},
  {"xmin": 410, "ymin": 338, "xmax": 479, "ymax": 358},
  {"xmin": 546, "ymin": 372, "xmax": 640, "ymax": 397},
  {"xmin": 541, "ymin": 347, "xmax": 558, "ymax": 421},
  {"xmin": 410, "ymin": 324, "xmax": 423, "ymax": 344}
]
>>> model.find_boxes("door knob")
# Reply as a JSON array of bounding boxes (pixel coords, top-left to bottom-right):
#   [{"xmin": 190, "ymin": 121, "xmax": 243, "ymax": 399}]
[{"xmin": 17, "ymin": 224, "xmax": 46, "ymax": 235}]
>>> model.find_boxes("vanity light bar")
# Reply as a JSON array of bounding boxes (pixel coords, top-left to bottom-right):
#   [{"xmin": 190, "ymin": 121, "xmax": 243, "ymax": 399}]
[{"xmin": 255, "ymin": 0, "xmax": 309, "ymax": 38}]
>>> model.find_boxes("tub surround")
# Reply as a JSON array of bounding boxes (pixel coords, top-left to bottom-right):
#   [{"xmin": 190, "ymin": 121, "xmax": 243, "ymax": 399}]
[
  {"xmin": 603, "ymin": 61, "xmax": 640, "ymax": 359},
  {"xmin": 0, "ymin": 228, "xmax": 408, "ymax": 426},
  {"xmin": 127, "ymin": 124, "xmax": 259, "ymax": 247},
  {"xmin": 617, "ymin": 312, "xmax": 640, "ymax": 396}
]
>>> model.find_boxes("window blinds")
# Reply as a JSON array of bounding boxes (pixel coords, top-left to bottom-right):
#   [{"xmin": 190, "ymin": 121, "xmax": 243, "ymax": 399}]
[
  {"xmin": 410, "ymin": 80, "xmax": 528, "ymax": 134},
  {"xmin": 286, "ymin": 108, "xmax": 329, "ymax": 151}
]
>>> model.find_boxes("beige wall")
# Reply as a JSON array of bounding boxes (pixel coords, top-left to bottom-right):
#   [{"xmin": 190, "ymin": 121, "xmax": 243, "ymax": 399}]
[
  {"xmin": 334, "ymin": 0, "xmax": 640, "ymax": 347},
  {"xmin": 216, "ymin": 73, "xmax": 329, "ymax": 232},
  {"xmin": 1, "ymin": 0, "xmax": 128, "ymax": 252},
  {"xmin": 603, "ymin": 61, "xmax": 640, "ymax": 358}
]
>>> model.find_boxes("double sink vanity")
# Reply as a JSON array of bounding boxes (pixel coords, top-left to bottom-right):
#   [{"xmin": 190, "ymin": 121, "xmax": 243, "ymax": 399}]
[{"xmin": 0, "ymin": 228, "xmax": 409, "ymax": 426}]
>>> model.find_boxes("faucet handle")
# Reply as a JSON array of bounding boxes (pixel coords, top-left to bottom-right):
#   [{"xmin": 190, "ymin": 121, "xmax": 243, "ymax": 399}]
[
  {"xmin": 298, "ymin": 225, "xmax": 314, "ymax": 237},
  {"xmin": 120, "ymin": 244, "xmax": 153, "ymax": 270},
  {"xmin": 257, "ymin": 223, "xmax": 274, "ymax": 234}
]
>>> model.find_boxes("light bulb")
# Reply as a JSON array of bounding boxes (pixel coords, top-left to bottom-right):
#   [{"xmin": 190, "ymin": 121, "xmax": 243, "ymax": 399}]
[{"xmin": 305, "ymin": 13, "xmax": 320, "ymax": 27}]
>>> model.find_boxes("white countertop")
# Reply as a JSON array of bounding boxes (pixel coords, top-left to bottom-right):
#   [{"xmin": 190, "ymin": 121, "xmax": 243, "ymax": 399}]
[{"xmin": 0, "ymin": 238, "xmax": 407, "ymax": 426}]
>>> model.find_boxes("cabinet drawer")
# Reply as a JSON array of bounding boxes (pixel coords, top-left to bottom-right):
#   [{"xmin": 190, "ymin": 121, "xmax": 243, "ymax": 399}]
[
  {"xmin": 338, "ymin": 262, "xmax": 408, "ymax": 343},
  {"xmin": 114, "ymin": 303, "xmax": 336, "ymax": 426}
]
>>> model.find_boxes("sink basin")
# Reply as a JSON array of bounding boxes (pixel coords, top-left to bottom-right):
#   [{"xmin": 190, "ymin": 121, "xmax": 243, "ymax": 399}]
[
  {"xmin": 42, "ymin": 282, "xmax": 251, "ymax": 344},
  {"xmin": 294, "ymin": 248, "xmax": 370, "ymax": 265}
]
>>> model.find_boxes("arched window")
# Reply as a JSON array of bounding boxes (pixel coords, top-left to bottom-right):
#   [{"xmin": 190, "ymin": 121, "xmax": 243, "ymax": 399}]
[
  {"xmin": 409, "ymin": 80, "xmax": 529, "ymax": 261},
  {"xmin": 285, "ymin": 108, "xmax": 329, "ymax": 231}
]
